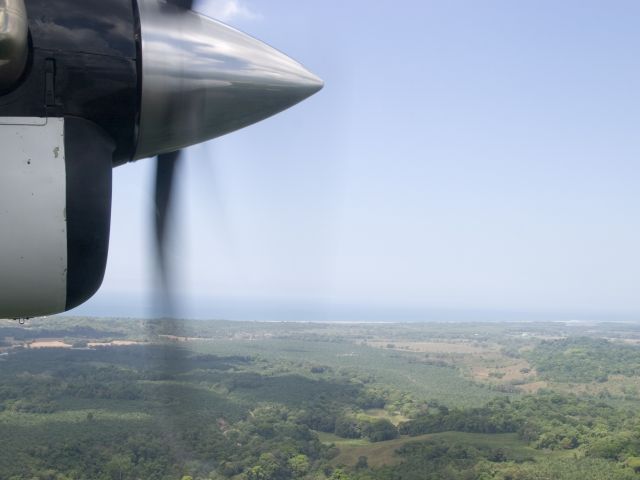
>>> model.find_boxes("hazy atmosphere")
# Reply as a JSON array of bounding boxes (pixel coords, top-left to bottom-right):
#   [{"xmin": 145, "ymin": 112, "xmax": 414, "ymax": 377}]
[
  {"xmin": 73, "ymin": 0, "xmax": 640, "ymax": 321},
  {"xmin": 7, "ymin": 2, "xmax": 640, "ymax": 480}
]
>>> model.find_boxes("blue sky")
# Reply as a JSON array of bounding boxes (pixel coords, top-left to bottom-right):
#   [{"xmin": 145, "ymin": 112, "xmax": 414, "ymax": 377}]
[{"xmin": 73, "ymin": 0, "xmax": 640, "ymax": 321}]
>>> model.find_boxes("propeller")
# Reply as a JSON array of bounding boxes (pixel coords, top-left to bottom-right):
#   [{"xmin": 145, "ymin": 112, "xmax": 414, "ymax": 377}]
[
  {"xmin": 149, "ymin": 0, "xmax": 323, "ymax": 316},
  {"xmin": 170, "ymin": 0, "xmax": 194, "ymax": 7},
  {"xmin": 151, "ymin": 0, "xmax": 195, "ymax": 315},
  {"xmin": 151, "ymin": 2, "xmax": 194, "ymax": 444},
  {"xmin": 154, "ymin": 149, "xmax": 181, "ymax": 314},
  {"xmin": 151, "ymin": 0, "xmax": 194, "ymax": 449},
  {"xmin": 143, "ymin": 0, "xmax": 323, "ymax": 469}
]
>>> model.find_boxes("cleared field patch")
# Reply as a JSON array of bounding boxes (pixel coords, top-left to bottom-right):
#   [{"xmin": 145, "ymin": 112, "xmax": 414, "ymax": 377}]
[
  {"xmin": 87, "ymin": 340, "xmax": 146, "ymax": 347},
  {"xmin": 367, "ymin": 339, "xmax": 538, "ymax": 389},
  {"xmin": 362, "ymin": 408, "xmax": 408, "ymax": 426},
  {"xmin": 367, "ymin": 340, "xmax": 492, "ymax": 355},
  {"xmin": 28, "ymin": 340, "xmax": 72, "ymax": 349},
  {"xmin": 326, "ymin": 432, "xmax": 542, "ymax": 468},
  {"xmin": 469, "ymin": 358, "xmax": 535, "ymax": 383},
  {"xmin": 317, "ymin": 431, "xmax": 370, "ymax": 447},
  {"xmin": 519, "ymin": 380, "xmax": 548, "ymax": 393}
]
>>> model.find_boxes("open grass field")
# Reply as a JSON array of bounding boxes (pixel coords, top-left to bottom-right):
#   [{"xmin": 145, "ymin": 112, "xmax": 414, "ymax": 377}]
[
  {"xmin": 188, "ymin": 338, "xmax": 514, "ymax": 408},
  {"xmin": 323, "ymin": 431, "xmax": 552, "ymax": 468},
  {"xmin": 366, "ymin": 340, "xmax": 491, "ymax": 354},
  {"xmin": 361, "ymin": 408, "xmax": 408, "ymax": 426},
  {"xmin": 368, "ymin": 337, "xmax": 542, "ymax": 392}
]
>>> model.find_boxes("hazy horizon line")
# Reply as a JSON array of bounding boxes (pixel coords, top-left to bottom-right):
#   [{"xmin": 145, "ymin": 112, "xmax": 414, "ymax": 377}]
[{"xmin": 68, "ymin": 295, "xmax": 640, "ymax": 324}]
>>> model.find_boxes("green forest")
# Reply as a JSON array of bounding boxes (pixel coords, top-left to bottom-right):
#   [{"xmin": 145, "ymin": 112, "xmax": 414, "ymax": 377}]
[{"xmin": 1, "ymin": 318, "xmax": 640, "ymax": 479}]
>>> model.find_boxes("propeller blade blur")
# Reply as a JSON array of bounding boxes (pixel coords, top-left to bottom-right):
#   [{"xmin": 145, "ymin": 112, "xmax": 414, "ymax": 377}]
[
  {"xmin": 154, "ymin": 150, "xmax": 181, "ymax": 313},
  {"xmin": 166, "ymin": 0, "xmax": 194, "ymax": 8}
]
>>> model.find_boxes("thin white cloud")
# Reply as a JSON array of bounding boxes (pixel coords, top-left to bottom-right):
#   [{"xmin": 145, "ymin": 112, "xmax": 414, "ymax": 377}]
[{"xmin": 195, "ymin": 0, "xmax": 260, "ymax": 22}]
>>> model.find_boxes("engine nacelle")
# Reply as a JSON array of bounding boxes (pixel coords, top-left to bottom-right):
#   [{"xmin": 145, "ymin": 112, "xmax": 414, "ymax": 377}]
[
  {"xmin": 0, "ymin": 0, "xmax": 321, "ymax": 318},
  {"xmin": 0, "ymin": 117, "xmax": 112, "ymax": 318}
]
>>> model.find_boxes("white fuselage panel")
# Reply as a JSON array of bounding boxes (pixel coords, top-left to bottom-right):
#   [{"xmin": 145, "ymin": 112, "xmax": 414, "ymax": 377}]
[{"xmin": 0, "ymin": 117, "xmax": 67, "ymax": 317}]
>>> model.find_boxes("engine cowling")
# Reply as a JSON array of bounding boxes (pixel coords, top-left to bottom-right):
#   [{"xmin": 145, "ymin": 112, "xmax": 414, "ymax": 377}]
[
  {"xmin": 0, "ymin": 0, "xmax": 322, "ymax": 318},
  {"xmin": 0, "ymin": 117, "xmax": 112, "ymax": 318}
]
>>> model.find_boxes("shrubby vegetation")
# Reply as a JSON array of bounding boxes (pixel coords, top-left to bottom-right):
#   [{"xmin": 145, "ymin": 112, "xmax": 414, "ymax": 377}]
[
  {"xmin": 2, "ymin": 318, "xmax": 640, "ymax": 479},
  {"xmin": 528, "ymin": 337, "xmax": 640, "ymax": 382},
  {"xmin": 400, "ymin": 393, "xmax": 640, "ymax": 453}
]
